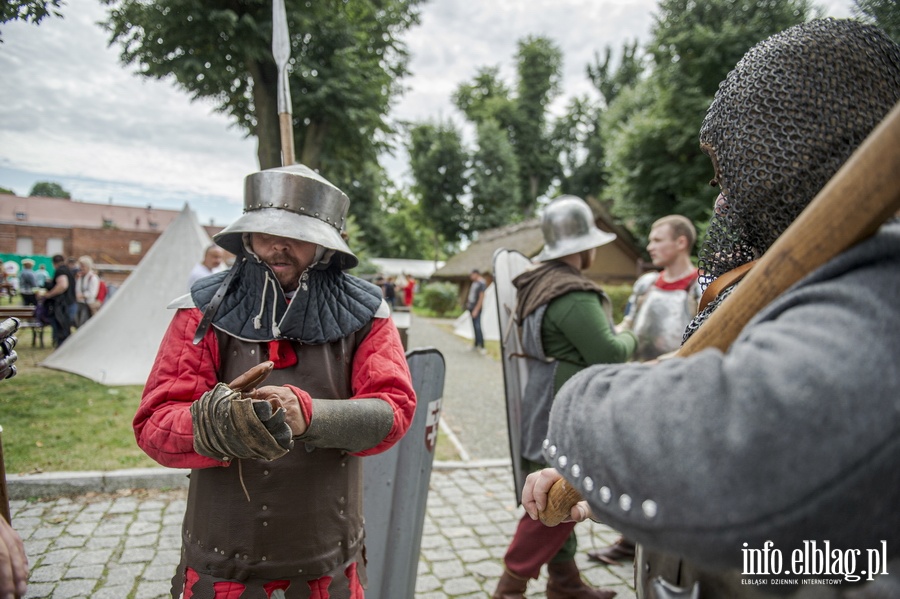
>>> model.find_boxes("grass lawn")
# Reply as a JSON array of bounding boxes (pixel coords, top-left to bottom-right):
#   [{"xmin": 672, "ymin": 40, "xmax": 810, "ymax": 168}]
[
  {"xmin": 1, "ymin": 327, "xmax": 158, "ymax": 474},
  {"xmin": 1, "ymin": 324, "xmax": 460, "ymax": 474}
]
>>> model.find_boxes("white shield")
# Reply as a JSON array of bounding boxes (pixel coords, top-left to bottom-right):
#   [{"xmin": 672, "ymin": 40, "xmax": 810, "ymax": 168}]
[{"xmin": 492, "ymin": 248, "xmax": 534, "ymax": 504}]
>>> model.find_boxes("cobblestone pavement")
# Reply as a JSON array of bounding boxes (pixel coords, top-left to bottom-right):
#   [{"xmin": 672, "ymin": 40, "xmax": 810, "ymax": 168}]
[
  {"xmin": 9, "ymin": 316, "xmax": 637, "ymax": 598},
  {"xmin": 11, "ymin": 465, "xmax": 636, "ymax": 599}
]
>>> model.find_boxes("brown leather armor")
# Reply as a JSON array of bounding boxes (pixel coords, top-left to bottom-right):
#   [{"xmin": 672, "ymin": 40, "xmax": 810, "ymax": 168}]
[{"xmin": 174, "ymin": 322, "xmax": 373, "ymax": 599}]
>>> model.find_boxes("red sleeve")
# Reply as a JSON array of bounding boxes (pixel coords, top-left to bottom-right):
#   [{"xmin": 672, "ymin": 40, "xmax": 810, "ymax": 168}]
[
  {"xmin": 347, "ymin": 316, "xmax": 416, "ymax": 457},
  {"xmin": 133, "ymin": 308, "xmax": 227, "ymax": 469}
]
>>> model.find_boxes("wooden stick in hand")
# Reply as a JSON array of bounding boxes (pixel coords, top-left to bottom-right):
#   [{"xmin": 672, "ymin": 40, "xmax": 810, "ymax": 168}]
[{"xmin": 539, "ymin": 478, "xmax": 583, "ymax": 526}]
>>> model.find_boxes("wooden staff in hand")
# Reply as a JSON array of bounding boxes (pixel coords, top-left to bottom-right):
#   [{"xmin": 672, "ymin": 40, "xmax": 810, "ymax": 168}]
[{"xmin": 537, "ymin": 98, "xmax": 900, "ymax": 527}]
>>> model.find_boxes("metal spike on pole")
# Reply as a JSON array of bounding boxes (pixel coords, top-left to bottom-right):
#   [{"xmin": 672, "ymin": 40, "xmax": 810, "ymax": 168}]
[{"xmin": 273, "ymin": 0, "xmax": 295, "ymax": 166}]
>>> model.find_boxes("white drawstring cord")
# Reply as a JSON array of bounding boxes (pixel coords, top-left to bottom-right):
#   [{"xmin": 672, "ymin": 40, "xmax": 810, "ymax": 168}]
[{"xmin": 253, "ymin": 271, "xmax": 274, "ymax": 330}]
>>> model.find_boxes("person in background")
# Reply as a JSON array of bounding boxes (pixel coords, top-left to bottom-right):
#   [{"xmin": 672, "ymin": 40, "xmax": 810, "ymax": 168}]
[
  {"xmin": 403, "ymin": 274, "xmax": 416, "ymax": 307},
  {"xmin": 33, "ymin": 265, "xmax": 48, "ymax": 289},
  {"xmin": 75, "ymin": 255, "xmax": 101, "ymax": 325},
  {"xmin": 17, "ymin": 260, "xmax": 37, "ymax": 307},
  {"xmin": 383, "ymin": 276, "xmax": 397, "ymax": 310},
  {"xmin": 492, "ymin": 195, "xmax": 636, "ymax": 599},
  {"xmin": 588, "ymin": 215, "xmax": 700, "ymax": 565},
  {"xmin": 42, "ymin": 254, "xmax": 76, "ymax": 346},
  {"xmin": 467, "ymin": 269, "xmax": 487, "ymax": 355},
  {"xmin": 135, "ymin": 164, "xmax": 417, "ymax": 598},
  {"xmin": 186, "ymin": 244, "xmax": 227, "ymax": 290}
]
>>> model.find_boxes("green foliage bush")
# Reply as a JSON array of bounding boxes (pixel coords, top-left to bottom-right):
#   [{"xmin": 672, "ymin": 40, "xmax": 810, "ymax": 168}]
[{"xmin": 419, "ymin": 282, "xmax": 462, "ymax": 317}]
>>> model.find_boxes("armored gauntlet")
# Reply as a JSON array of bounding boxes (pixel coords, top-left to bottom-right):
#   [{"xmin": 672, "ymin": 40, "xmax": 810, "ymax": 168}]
[
  {"xmin": 0, "ymin": 317, "xmax": 19, "ymax": 380},
  {"xmin": 190, "ymin": 361, "xmax": 293, "ymax": 462}
]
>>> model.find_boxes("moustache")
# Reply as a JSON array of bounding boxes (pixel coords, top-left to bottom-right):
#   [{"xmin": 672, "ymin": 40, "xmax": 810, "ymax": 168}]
[{"xmin": 265, "ymin": 252, "xmax": 301, "ymax": 268}]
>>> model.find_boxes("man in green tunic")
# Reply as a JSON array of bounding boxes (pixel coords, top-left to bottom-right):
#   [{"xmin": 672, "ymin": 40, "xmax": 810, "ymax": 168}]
[{"xmin": 493, "ymin": 195, "xmax": 637, "ymax": 599}]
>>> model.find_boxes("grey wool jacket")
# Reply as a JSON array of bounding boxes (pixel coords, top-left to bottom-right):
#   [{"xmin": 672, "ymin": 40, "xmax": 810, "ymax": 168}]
[{"xmin": 546, "ymin": 220, "xmax": 900, "ymax": 594}]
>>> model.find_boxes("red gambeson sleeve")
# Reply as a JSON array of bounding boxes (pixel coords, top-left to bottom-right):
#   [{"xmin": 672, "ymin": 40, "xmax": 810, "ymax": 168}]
[
  {"xmin": 347, "ymin": 316, "xmax": 417, "ymax": 457},
  {"xmin": 133, "ymin": 308, "xmax": 227, "ymax": 469}
]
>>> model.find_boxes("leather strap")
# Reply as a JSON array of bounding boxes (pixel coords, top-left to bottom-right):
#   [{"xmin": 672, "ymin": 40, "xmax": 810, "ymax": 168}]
[
  {"xmin": 192, "ymin": 258, "xmax": 244, "ymax": 345},
  {"xmin": 698, "ymin": 259, "xmax": 757, "ymax": 313}
]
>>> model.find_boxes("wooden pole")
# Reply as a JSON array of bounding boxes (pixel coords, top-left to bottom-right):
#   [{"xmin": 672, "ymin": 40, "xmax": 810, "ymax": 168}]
[{"xmin": 0, "ymin": 426, "xmax": 11, "ymax": 524}]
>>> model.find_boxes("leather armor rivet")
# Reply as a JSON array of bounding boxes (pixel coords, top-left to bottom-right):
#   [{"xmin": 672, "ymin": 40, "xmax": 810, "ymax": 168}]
[
  {"xmin": 338, "ymin": 541, "xmax": 342, "ymax": 547},
  {"xmin": 571, "ymin": 464, "xmax": 581, "ymax": 478},
  {"xmin": 558, "ymin": 455, "xmax": 568, "ymax": 468},
  {"xmin": 263, "ymin": 522, "xmax": 268, "ymax": 526},
  {"xmin": 542, "ymin": 439, "xmax": 550, "ymax": 450},
  {"xmin": 250, "ymin": 349, "xmax": 256, "ymax": 355},
  {"xmin": 642, "ymin": 500, "xmax": 658, "ymax": 519},
  {"xmin": 645, "ymin": 562, "xmax": 651, "ymax": 573},
  {"xmin": 267, "ymin": 202, "xmax": 274, "ymax": 207},
  {"xmin": 548, "ymin": 445, "xmax": 558, "ymax": 458},
  {"xmin": 262, "ymin": 505, "xmax": 268, "ymax": 510},
  {"xmin": 262, "ymin": 556, "xmax": 267, "ymax": 561},
  {"xmin": 263, "ymin": 470, "xmax": 269, "ymax": 475},
  {"xmin": 600, "ymin": 486, "xmax": 612, "ymax": 504},
  {"xmin": 619, "ymin": 494, "xmax": 632, "ymax": 512},
  {"xmin": 583, "ymin": 477, "xmax": 594, "ymax": 492}
]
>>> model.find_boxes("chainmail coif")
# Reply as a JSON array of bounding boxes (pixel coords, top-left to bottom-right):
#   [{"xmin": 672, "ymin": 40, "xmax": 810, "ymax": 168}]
[{"xmin": 684, "ymin": 18, "xmax": 900, "ymax": 341}]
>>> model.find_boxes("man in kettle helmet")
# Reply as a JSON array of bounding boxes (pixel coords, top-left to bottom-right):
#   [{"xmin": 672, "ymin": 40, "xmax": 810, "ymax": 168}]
[{"xmin": 135, "ymin": 164, "xmax": 417, "ymax": 598}]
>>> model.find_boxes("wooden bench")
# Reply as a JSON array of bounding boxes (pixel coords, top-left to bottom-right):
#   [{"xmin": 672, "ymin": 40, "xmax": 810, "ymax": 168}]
[{"xmin": 0, "ymin": 305, "xmax": 45, "ymax": 348}]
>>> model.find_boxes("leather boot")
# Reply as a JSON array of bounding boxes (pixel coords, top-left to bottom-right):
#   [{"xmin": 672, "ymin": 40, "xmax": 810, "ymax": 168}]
[
  {"xmin": 492, "ymin": 567, "xmax": 529, "ymax": 599},
  {"xmin": 587, "ymin": 536, "xmax": 636, "ymax": 566},
  {"xmin": 546, "ymin": 560, "xmax": 617, "ymax": 599}
]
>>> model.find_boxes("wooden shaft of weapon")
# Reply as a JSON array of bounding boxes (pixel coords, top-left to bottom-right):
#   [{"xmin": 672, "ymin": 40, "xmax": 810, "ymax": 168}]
[
  {"xmin": 0, "ymin": 426, "xmax": 11, "ymax": 524},
  {"xmin": 540, "ymin": 100, "xmax": 900, "ymax": 527},
  {"xmin": 279, "ymin": 112, "xmax": 295, "ymax": 166}
]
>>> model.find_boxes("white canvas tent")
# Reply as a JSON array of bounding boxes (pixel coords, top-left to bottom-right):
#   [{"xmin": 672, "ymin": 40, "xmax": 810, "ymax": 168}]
[
  {"xmin": 453, "ymin": 282, "xmax": 500, "ymax": 342},
  {"xmin": 42, "ymin": 205, "xmax": 213, "ymax": 386}
]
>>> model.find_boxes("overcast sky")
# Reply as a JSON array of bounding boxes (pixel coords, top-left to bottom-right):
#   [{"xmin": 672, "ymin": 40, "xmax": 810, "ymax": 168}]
[{"xmin": 0, "ymin": 0, "xmax": 852, "ymax": 227}]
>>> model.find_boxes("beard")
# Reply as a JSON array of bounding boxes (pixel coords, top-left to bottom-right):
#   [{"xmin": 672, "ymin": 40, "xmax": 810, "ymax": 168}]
[{"xmin": 265, "ymin": 251, "xmax": 304, "ymax": 291}]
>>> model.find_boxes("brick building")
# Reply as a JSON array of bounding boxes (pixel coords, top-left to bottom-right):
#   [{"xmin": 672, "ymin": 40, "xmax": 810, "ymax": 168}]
[{"xmin": 0, "ymin": 193, "xmax": 223, "ymax": 285}]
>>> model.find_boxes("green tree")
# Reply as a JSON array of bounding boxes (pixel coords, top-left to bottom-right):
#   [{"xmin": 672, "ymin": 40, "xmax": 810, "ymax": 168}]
[
  {"xmin": 454, "ymin": 36, "xmax": 562, "ymax": 218},
  {"xmin": 365, "ymin": 187, "xmax": 440, "ymax": 260},
  {"xmin": 511, "ymin": 36, "xmax": 563, "ymax": 212},
  {"xmin": 0, "ymin": 186, "xmax": 15, "ymax": 195},
  {"xmin": 552, "ymin": 41, "xmax": 645, "ymax": 200},
  {"xmin": 853, "ymin": 0, "xmax": 900, "ymax": 43},
  {"xmin": 602, "ymin": 0, "xmax": 813, "ymax": 237},
  {"xmin": 468, "ymin": 119, "xmax": 521, "ymax": 232},
  {"xmin": 407, "ymin": 121, "xmax": 469, "ymax": 246},
  {"xmin": 587, "ymin": 41, "xmax": 644, "ymax": 109},
  {"xmin": 29, "ymin": 181, "xmax": 71, "ymax": 198},
  {"xmin": 0, "ymin": 0, "xmax": 63, "ymax": 41},
  {"xmin": 101, "ymin": 0, "xmax": 422, "ymax": 175}
]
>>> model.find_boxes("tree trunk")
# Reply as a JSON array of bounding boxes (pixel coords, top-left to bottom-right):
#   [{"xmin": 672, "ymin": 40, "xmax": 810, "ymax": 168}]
[
  {"xmin": 249, "ymin": 59, "xmax": 284, "ymax": 170},
  {"xmin": 300, "ymin": 120, "xmax": 329, "ymax": 171}
]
